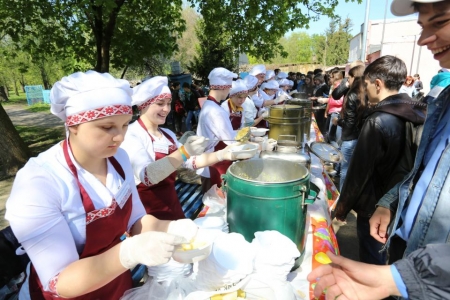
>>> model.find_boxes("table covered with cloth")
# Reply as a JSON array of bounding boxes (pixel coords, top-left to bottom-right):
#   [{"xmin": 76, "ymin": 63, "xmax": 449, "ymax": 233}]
[{"xmin": 197, "ymin": 116, "xmax": 341, "ymax": 299}]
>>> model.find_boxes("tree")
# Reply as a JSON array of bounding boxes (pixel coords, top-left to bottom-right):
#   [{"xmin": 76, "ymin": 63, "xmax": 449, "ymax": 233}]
[
  {"xmin": 0, "ymin": 0, "xmax": 186, "ymax": 73},
  {"xmin": 187, "ymin": 20, "xmax": 237, "ymax": 84},
  {"xmin": 172, "ymin": 7, "xmax": 201, "ymax": 71},
  {"xmin": 0, "ymin": 104, "xmax": 29, "ymax": 179},
  {"xmin": 194, "ymin": 0, "xmax": 361, "ymax": 62},
  {"xmin": 318, "ymin": 17, "xmax": 353, "ymax": 66}
]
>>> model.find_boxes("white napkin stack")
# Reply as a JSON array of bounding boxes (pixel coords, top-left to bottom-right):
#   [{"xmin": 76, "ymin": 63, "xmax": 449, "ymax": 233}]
[{"xmin": 147, "ymin": 258, "xmax": 192, "ymax": 283}]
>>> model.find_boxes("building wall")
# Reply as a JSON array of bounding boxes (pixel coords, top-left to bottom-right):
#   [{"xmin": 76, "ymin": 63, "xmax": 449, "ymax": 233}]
[{"xmin": 348, "ymin": 17, "xmax": 441, "ymax": 94}]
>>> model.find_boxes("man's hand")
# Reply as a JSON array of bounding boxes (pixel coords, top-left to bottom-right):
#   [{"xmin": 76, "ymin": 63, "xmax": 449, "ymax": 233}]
[{"xmin": 369, "ymin": 207, "xmax": 392, "ymax": 244}]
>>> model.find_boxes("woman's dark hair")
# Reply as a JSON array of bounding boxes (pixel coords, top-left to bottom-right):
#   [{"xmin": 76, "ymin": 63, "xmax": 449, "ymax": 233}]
[
  {"xmin": 363, "ymin": 55, "xmax": 407, "ymax": 91},
  {"xmin": 341, "ymin": 75, "xmax": 367, "ymax": 129}
]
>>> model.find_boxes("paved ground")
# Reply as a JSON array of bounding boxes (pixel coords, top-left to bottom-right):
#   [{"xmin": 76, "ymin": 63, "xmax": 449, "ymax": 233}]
[{"xmin": 1, "ymin": 104, "xmax": 359, "ymax": 260}]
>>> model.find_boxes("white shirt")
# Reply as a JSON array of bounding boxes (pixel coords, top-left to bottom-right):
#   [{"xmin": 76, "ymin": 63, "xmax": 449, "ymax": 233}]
[
  {"xmin": 220, "ymin": 99, "xmax": 246, "ymax": 130},
  {"xmin": 241, "ymin": 97, "xmax": 258, "ymax": 125},
  {"xmin": 196, "ymin": 100, "xmax": 236, "ymax": 177},
  {"xmin": 5, "ymin": 144, "xmax": 146, "ymax": 296},
  {"xmin": 121, "ymin": 122, "xmax": 195, "ymax": 185}
]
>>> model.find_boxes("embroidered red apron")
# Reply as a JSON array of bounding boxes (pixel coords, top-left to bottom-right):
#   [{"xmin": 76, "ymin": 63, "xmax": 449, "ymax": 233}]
[
  {"xmin": 28, "ymin": 140, "xmax": 133, "ymax": 300},
  {"xmin": 207, "ymin": 96, "xmax": 233, "ymax": 188},
  {"xmin": 136, "ymin": 119, "xmax": 185, "ymax": 220},
  {"xmin": 227, "ymin": 101, "xmax": 243, "ymax": 130}
]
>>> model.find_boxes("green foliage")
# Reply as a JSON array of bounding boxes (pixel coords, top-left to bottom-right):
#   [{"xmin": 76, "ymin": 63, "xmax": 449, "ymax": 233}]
[
  {"xmin": 0, "ymin": 0, "xmax": 186, "ymax": 72},
  {"xmin": 187, "ymin": 20, "xmax": 237, "ymax": 84},
  {"xmin": 192, "ymin": 0, "xmax": 361, "ymax": 62}
]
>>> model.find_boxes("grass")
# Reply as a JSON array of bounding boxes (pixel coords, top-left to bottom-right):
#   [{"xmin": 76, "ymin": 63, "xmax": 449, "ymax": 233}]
[
  {"xmin": 26, "ymin": 103, "xmax": 51, "ymax": 113},
  {"xmin": 15, "ymin": 125, "xmax": 66, "ymax": 157},
  {"xmin": 3, "ymin": 90, "xmax": 27, "ymax": 105}
]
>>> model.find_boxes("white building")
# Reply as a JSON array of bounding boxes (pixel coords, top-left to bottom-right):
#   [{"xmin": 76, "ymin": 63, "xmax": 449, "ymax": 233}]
[{"xmin": 348, "ymin": 17, "xmax": 441, "ymax": 94}]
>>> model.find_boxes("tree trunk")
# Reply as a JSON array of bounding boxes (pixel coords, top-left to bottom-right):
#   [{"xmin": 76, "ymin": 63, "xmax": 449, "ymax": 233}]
[
  {"xmin": 0, "ymin": 104, "xmax": 30, "ymax": 179},
  {"xmin": 120, "ymin": 66, "xmax": 128, "ymax": 79},
  {"xmin": 13, "ymin": 80, "xmax": 19, "ymax": 96},
  {"xmin": 0, "ymin": 87, "xmax": 9, "ymax": 102},
  {"xmin": 39, "ymin": 66, "xmax": 50, "ymax": 89}
]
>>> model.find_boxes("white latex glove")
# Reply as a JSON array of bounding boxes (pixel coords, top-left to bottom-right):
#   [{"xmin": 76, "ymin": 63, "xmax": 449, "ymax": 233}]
[
  {"xmin": 257, "ymin": 108, "xmax": 268, "ymax": 118},
  {"xmin": 184, "ymin": 136, "xmax": 208, "ymax": 156},
  {"xmin": 167, "ymin": 219, "xmax": 199, "ymax": 243},
  {"xmin": 331, "ymin": 217, "xmax": 347, "ymax": 234},
  {"xmin": 119, "ymin": 231, "xmax": 183, "ymax": 269},
  {"xmin": 274, "ymin": 93, "xmax": 290, "ymax": 104},
  {"xmin": 215, "ymin": 143, "xmax": 239, "ymax": 161}
]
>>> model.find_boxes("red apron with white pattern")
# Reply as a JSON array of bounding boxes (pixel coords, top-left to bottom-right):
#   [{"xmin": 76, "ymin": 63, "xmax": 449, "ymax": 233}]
[
  {"xmin": 28, "ymin": 140, "xmax": 133, "ymax": 300},
  {"xmin": 227, "ymin": 101, "xmax": 243, "ymax": 130},
  {"xmin": 207, "ymin": 96, "xmax": 233, "ymax": 188},
  {"xmin": 136, "ymin": 119, "xmax": 185, "ymax": 220}
]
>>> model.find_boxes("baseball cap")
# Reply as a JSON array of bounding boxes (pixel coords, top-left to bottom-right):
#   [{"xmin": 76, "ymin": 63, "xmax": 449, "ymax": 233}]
[{"xmin": 391, "ymin": 0, "xmax": 445, "ymax": 16}]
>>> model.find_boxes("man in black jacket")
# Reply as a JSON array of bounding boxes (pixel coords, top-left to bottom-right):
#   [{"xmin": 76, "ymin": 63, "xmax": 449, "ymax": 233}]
[{"xmin": 334, "ymin": 55, "xmax": 427, "ymax": 265}]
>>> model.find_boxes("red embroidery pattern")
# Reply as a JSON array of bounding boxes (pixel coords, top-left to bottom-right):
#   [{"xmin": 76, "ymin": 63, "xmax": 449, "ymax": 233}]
[
  {"xmin": 210, "ymin": 84, "xmax": 232, "ymax": 90},
  {"xmin": 230, "ymin": 112, "xmax": 242, "ymax": 117},
  {"xmin": 138, "ymin": 92, "xmax": 172, "ymax": 111},
  {"xmin": 66, "ymin": 105, "xmax": 132, "ymax": 126},
  {"xmin": 229, "ymin": 90, "xmax": 249, "ymax": 97},
  {"xmin": 48, "ymin": 273, "xmax": 60, "ymax": 294},
  {"xmin": 86, "ymin": 199, "xmax": 118, "ymax": 225},
  {"xmin": 255, "ymin": 73, "xmax": 265, "ymax": 77}
]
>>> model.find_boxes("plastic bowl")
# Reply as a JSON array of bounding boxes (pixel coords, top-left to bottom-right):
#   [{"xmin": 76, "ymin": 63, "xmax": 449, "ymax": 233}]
[
  {"xmin": 229, "ymin": 143, "xmax": 259, "ymax": 159},
  {"xmin": 251, "ymin": 128, "xmax": 269, "ymax": 137},
  {"xmin": 172, "ymin": 230, "xmax": 214, "ymax": 264}
]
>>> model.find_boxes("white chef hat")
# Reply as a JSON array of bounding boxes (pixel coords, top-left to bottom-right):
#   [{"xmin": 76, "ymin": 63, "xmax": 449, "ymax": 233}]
[
  {"xmin": 50, "ymin": 71, "xmax": 133, "ymax": 127},
  {"xmin": 278, "ymin": 79, "xmax": 290, "ymax": 87},
  {"xmin": 243, "ymin": 75, "xmax": 259, "ymax": 91},
  {"xmin": 208, "ymin": 67, "xmax": 238, "ymax": 90},
  {"xmin": 132, "ymin": 76, "xmax": 172, "ymax": 111},
  {"xmin": 249, "ymin": 64, "xmax": 266, "ymax": 76},
  {"xmin": 265, "ymin": 70, "xmax": 275, "ymax": 81},
  {"xmin": 261, "ymin": 80, "xmax": 279, "ymax": 90},
  {"xmin": 277, "ymin": 72, "xmax": 288, "ymax": 79},
  {"xmin": 229, "ymin": 79, "xmax": 249, "ymax": 97}
]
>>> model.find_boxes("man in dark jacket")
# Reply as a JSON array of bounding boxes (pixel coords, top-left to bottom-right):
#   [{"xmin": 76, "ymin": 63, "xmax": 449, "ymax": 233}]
[
  {"xmin": 182, "ymin": 82, "xmax": 200, "ymax": 132},
  {"xmin": 334, "ymin": 55, "xmax": 427, "ymax": 265}
]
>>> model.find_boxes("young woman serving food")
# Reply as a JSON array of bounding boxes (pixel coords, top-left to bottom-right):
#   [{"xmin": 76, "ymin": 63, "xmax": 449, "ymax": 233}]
[
  {"xmin": 121, "ymin": 76, "xmax": 239, "ymax": 220},
  {"xmin": 5, "ymin": 71, "xmax": 198, "ymax": 299}
]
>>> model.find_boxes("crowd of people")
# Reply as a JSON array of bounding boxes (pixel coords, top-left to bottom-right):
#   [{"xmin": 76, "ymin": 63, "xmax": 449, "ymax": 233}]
[{"xmin": 3, "ymin": 0, "xmax": 450, "ymax": 299}]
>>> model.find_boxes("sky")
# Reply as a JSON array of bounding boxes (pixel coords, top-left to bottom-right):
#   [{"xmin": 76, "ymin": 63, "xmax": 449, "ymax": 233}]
[{"xmin": 292, "ymin": 0, "xmax": 412, "ymax": 37}]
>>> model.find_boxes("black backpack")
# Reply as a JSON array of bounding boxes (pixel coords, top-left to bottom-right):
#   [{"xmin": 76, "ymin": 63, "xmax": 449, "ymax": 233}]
[{"xmin": 0, "ymin": 227, "xmax": 29, "ymax": 288}]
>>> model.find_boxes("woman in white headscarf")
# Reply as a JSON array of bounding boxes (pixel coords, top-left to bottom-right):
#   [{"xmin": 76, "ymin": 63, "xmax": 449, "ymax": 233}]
[
  {"xmin": 121, "ymin": 76, "xmax": 239, "ymax": 220},
  {"xmin": 241, "ymin": 75, "xmax": 266, "ymax": 127},
  {"xmin": 220, "ymin": 79, "xmax": 249, "ymax": 130},
  {"xmin": 5, "ymin": 71, "xmax": 198, "ymax": 299}
]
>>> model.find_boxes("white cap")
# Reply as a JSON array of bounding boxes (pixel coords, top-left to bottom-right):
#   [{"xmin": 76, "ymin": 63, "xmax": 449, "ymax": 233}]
[
  {"xmin": 243, "ymin": 75, "xmax": 259, "ymax": 91},
  {"xmin": 261, "ymin": 80, "xmax": 279, "ymax": 90},
  {"xmin": 277, "ymin": 72, "xmax": 288, "ymax": 79},
  {"xmin": 229, "ymin": 79, "xmax": 249, "ymax": 97},
  {"xmin": 288, "ymin": 80, "xmax": 294, "ymax": 87},
  {"xmin": 265, "ymin": 70, "xmax": 275, "ymax": 81},
  {"xmin": 208, "ymin": 67, "xmax": 238, "ymax": 90},
  {"xmin": 249, "ymin": 64, "xmax": 266, "ymax": 76},
  {"xmin": 132, "ymin": 76, "xmax": 172, "ymax": 111},
  {"xmin": 50, "ymin": 71, "xmax": 132, "ymax": 126},
  {"xmin": 278, "ymin": 79, "xmax": 290, "ymax": 87},
  {"xmin": 391, "ymin": 0, "xmax": 443, "ymax": 16}
]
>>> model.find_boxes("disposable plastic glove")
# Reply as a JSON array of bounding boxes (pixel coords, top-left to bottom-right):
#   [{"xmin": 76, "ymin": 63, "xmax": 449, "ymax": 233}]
[
  {"xmin": 331, "ymin": 217, "xmax": 347, "ymax": 234},
  {"xmin": 119, "ymin": 231, "xmax": 184, "ymax": 269},
  {"xmin": 274, "ymin": 93, "xmax": 290, "ymax": 104},
  {"xmin": 167, "ymin": 219, "xmax": 199, "ymax": 243},
  {"xmin": 257, "ymin": 108, "xmax": 268, "ymax": 118},
  {"xmin": 215, "ymin": 143, "xmax": 241, "ymax": 161},
  {"xmin": 184, "ymin": 136, "xmax": 208, "ymax": 156}
]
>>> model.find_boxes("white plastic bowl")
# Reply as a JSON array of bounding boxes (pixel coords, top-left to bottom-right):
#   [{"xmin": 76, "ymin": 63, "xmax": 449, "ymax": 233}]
[
  {"xmin": 251, "ymin": 128, "xmax": 269, "ymax": 137},
  {"xmin": 229, "ymin": 143, "xmax": 259, "ymax": 159},
  {"xmin": 172, "ymin": 230, "xmax": 214, "ymax": 264}
]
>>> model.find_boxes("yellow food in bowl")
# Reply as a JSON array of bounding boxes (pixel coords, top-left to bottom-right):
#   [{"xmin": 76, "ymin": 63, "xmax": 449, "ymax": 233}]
[
  {"xmin": 235, "ymin": 127, "xmax": 250, "ymax": 142},
  {"xmin": 180, "ymin": 240, "xmax": 207, "ymax": 251}
]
